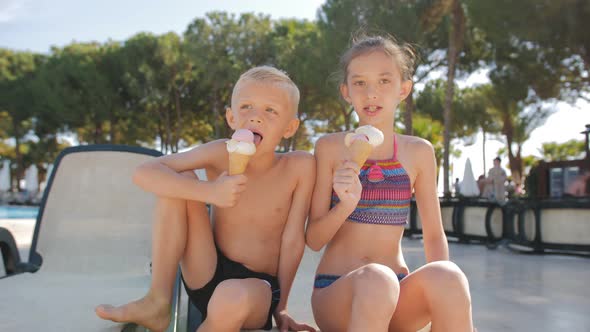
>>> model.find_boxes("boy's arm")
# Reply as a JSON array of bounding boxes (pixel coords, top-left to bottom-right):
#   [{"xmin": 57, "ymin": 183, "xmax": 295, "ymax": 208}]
[
  {"xmin": 413, "ymin": 140, "xmax": 449, "ymax": 262},
  {"xmin": 275, "ymin": 152, "xmax": 316, "ymax": 319},
  {"xmin": 133, "ymin": 140, "xmax": 245, "ymax": 206}
]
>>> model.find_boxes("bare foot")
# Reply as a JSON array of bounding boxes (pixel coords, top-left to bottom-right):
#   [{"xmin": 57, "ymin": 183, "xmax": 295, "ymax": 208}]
[{"xmin": 95, "ymin": 292, "xmax": 171, "ymax": 332}]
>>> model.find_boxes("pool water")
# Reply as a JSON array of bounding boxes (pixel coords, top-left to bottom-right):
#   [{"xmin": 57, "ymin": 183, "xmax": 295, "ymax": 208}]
[{"xmin": 0, "ymin": 206, "xmax": 39, "ymax": 219}]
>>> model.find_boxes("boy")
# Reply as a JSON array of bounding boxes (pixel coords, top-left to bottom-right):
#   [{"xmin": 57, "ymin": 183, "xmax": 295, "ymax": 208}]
[{"xmin": 96, "ymin": 66, "xmax": 316, "ymax": 332}]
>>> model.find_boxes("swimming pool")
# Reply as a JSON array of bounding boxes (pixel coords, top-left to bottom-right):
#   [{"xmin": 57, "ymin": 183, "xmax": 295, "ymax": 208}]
[{"xmin": 0, "ymin": 206, "xmax": 39, "ymax": 219}]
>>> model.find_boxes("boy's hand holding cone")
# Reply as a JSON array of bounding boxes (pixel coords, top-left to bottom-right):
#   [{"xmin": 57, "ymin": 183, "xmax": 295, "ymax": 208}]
[
  {"xmin": 226, "ymin": 129, "xmax": 256, "ymax": 175},
  {"xmin": 344, "ymin": 125, "xmax": 384, "ymax": 167}
]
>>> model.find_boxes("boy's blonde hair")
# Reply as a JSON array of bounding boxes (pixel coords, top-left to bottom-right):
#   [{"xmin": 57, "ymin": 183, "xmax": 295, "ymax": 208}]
[{"xmin": 232, "ymin": 66, "xmax": 300, "ymax": 116}]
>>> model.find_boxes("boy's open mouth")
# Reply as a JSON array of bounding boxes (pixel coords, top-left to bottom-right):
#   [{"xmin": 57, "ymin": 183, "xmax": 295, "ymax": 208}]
[{"xmin": 253, "ymin": 132, "xmax": 263, "ymax": 145}]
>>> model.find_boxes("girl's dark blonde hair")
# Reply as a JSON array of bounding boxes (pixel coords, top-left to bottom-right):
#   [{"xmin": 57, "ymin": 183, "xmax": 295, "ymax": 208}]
[{"xmin": 339, "ymin": 34, "xmax": 418, "ymax": 84}]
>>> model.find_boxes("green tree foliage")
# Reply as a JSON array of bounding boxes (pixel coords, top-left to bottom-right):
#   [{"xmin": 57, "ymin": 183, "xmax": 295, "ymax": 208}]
[
  {"xmin": 0, "ymin": 49, "xmax": 42, "ymax": 187},
  {"xmin": 466, "ymin": 0, "xmax": 590, "ymax": 101},
  {"xmin": 411, "ymin": 113, "xmax": 444, "ymax": 173},
  {"xmin": 539, "ymin": 139, "xmax": 586, "ymax": 162},
  {"xmin": 184, "ymin": 12, "xmax": 275, "ymax": 140},
  {"xmin": 415, "ymin": 79, "xmax": 484, "ymax": 139},
  {"xmin": 480, "ymin": 66, "xmax": 555, "ymax": 189},
  {"xmin": 1, "ymin": 4, "xmax": 587, "ymax": 185},
  {"xmin": 272, "ymin": 19, "xmax": 332, "ymax": 151},
  {"xmin": 40, "ymin": 44, "xmax": 120, "ymax": 143}
]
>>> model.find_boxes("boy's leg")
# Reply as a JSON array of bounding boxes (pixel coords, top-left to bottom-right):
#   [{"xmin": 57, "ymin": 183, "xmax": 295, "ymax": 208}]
[
  {"xmin": 197, "ymin": 278, "xmax": 272, "ymax": 332},
  {"xmin": 312, "ymin": 263, "xmax": 400, "ymax": 332},
  {"xmin": 96, "ymin": 171, "xmax": 217, "ymax": 332},
  {"xmin": 388, "ymin": 261, "xmax": 473, "ymax": 332}
]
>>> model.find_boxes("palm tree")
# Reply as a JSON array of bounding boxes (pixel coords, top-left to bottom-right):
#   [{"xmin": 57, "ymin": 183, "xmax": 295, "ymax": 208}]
[{"xmin": 420, "ymin": 0, "xmax": 466, "ymax": 195}]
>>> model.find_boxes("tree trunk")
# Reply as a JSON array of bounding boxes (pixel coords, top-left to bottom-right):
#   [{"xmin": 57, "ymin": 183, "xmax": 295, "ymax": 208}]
[
  {"xmin": 174, "ymin": 88, "xmax": 182, "ymax": 153},
  {"xmin": 442, "ymin": 0, "xmax": 465, "ymax": 196},
  {"xmin": 512, "ymin": 145, "xmax": 524, "ymax": 191},
  {"xmin": 482, "ymin": 128, "xmax": 487, "ymax": 176},
  {"xmin": 94, "ymin": 120, "xmax": 103, "ymax": 144},
  {"xmin": 160, "ymin": 107, "xmax": 172, "ymax": 153},
  {"xmin": 281, "ymin": 139, "xmax": 290, "ymax": 152},
  {"xmin": 503, "ymin": 115, "xmax": 523, "ymax": 191},
  {"xmin": 14, "ymin": 123, "xmax": 22, "ymax": 191},
  {"xmin": 213, "ymin": 91, "xmax": 224, "ymax": 139},
  {"xmin": 109, "ymin": 108, "xmax": 116, "ymax": 144},
  {"xmin": 581, "ymin": 50, "xmax": 590, "ymax": 77},
  {"xmin": 157, "ymin": 121, "xmax": 165, "ymax": 154},
  {"xmin": 290, "ymin": 131, "xmax": 298, "ymax": 152},
  {"xmin": 443, "ymin": 50, "xmax": 457, "ymax": 195},
  {"xmin": 340, "ymin": 104, "xmax": 353, "ymax": 131},
  {"xmin": 404, "ymin": 90, "xmax": 414, "ymax": 135}
]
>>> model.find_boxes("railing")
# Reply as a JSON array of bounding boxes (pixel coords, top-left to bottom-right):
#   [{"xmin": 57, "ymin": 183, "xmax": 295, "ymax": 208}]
[{"xmin": 406, "ymin": 197, "xmax": 590, "ymax": 257}]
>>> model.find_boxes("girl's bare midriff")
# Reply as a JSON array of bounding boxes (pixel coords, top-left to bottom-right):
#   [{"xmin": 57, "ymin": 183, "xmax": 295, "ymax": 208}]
[{"xmin": 315, "ymin": 221, "xmax": 409, "ymax": 276}]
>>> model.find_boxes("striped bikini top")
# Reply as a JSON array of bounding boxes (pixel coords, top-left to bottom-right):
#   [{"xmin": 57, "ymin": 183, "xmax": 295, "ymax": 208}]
[{"xmin": 331, "ymin": 135, "xmax": 411, "ymax": 225}]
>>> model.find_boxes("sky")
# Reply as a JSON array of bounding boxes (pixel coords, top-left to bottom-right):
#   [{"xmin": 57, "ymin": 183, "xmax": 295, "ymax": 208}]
[
  {"xmin": 0, "ymin": 0, "xmax": 325, "ymax": 52},
  {"xmin": 2, "ymin": 0, "xmax": 589, "ymax": 186}
]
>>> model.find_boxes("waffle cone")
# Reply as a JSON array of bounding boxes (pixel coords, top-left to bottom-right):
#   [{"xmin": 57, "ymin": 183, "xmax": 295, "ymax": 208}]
[
  {"xmin": 349, "ymin": 139, "xmax": 373, "ymax": 167},
  {"xmin": 229, "ymin": 152, "xmax": 251, "ymax": 175}
]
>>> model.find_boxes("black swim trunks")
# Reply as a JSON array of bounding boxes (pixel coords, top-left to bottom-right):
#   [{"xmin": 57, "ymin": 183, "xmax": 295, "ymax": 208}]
[{"xmin": 181, "ymin": 248, "xmax": 280, "ymax": 330}]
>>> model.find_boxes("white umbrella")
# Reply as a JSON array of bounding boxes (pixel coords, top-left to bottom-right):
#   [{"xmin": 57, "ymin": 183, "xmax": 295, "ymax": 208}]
[
  {"xmin": 437, "ymin": 165, "xmax": 445, "ymax": 196},
  {"xmin": 25, "ymin": 165, "xmax": 39, "ymax": 194},
  {"xmin": 0, "ymin": 160, "xmax": 10, "ymax": 192},
  {"xmin": 459, "ymin": 158, "xmax": 480, "ymax": 197}
]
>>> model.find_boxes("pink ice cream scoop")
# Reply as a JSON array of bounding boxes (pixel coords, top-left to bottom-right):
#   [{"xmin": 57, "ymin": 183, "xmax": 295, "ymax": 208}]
[
  {"xmin": 227, "ymin": 129, "xmax": 256, "ymax": 175},
  {"xmin": 227, "ymin": 129, "xmax": 256, "ymax": 155},
  {"xmin": 351, "ymin": 133, "xmax": 369, "ymax": 143},
  {"xmin": 231, "ymin": 129, "xmax": 254, "ymax": 142}
]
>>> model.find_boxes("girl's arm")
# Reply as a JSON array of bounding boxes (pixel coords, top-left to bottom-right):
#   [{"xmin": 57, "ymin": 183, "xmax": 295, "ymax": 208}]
[
  {"xmin": 413, "ymin": 140, "xmax": 449, "ymax": 262},
  {"xmin": 306, "ymin": 135, "xmax": 360, "ymax": 251}
]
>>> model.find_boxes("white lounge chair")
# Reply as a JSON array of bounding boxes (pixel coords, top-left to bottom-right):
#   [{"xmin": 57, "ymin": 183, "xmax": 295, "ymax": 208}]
[{"xmin": 0, "ymin": 145, "xmax": 181, "ymax": 332}]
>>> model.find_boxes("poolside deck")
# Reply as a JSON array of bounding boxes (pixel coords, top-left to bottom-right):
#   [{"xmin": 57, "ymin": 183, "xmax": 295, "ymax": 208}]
[{"xmin": 1, "ymin": 218, "xmax": 588, "ymax": 331}]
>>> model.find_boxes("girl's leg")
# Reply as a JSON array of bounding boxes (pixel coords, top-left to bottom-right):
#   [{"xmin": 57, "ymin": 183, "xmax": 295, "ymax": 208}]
[
  {"xmin": 388, "ymin": 261, "xmax": 474, "ymax": 332},
  {"xmin": 312, "ymin": 263, "xmax": 400, "ymax": 332},
  {"xmin": 96, "ymin": 171, "xmax": 217, "ymax": 332}
]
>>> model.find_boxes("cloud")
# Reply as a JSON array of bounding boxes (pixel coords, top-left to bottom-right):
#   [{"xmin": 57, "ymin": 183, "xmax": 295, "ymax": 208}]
[{"xmin": 0, "ymin": 0, "xmax": 27, "ymax": 23}]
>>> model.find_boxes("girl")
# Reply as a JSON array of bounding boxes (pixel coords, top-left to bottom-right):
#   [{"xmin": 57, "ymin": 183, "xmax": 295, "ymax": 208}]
[{"xmin": 306, "ymin": 35, "xmax": 475, "ymax": 332}]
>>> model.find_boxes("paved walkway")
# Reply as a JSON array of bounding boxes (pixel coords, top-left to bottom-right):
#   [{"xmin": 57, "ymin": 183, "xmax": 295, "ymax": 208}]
[{"xmin": 2, "ymin": 218, "xmax": 588, "ymax": 331}]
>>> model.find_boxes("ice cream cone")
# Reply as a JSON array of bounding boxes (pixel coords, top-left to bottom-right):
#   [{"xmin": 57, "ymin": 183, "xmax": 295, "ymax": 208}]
[
  {"xmin": 344, "ymin": 125, "xmax": 383, "ymax": 167},
  {"xmin": 229, "ymin": 152, "xmax": 251, "ymax": 175},
  {"xmin": 226, "ymin": 129, "xmax": 256, "ymax": 175},
  {"xmin": 349, "ymin": 139, "xmax": 373, "ymax": 167}
]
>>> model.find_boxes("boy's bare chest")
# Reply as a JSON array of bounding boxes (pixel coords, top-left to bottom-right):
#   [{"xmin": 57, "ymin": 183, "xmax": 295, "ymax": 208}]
[{"xmin": 217, "ymin": 174, "xmax": 295, "ymax": 226}]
